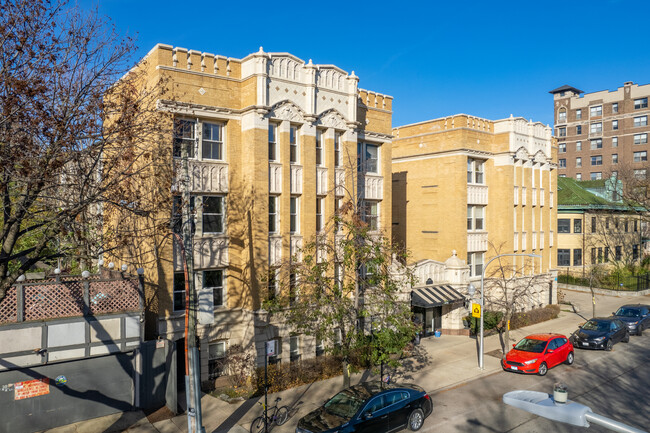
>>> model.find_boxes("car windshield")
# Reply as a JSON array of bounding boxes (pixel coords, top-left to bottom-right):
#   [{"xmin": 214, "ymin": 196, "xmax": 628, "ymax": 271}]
[
  {"xmin": 514, "ymin": 338, "xmax": 547, "ymax": 353},
  {"xmin": 323, "ymin": 389, "xmax": 366, "ymax": 419},
  {"xmin": 615, "ymin": 308, "xmax": 640, "ymax": 318},
  {"xmin": 582, "ymin": 320, "xmax": 609, "ymax": 332}
]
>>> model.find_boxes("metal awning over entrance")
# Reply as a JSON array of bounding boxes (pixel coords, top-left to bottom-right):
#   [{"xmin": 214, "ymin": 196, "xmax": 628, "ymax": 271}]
[{"xmin": 411, "ymin": 285, "xmax": 465, "ymax": 308}]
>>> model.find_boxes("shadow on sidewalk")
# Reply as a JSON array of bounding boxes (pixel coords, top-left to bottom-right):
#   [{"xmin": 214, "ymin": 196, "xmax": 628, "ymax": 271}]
[{"xmin": 211, "ymin": 396, "xmax": 260, "ymax": 433}]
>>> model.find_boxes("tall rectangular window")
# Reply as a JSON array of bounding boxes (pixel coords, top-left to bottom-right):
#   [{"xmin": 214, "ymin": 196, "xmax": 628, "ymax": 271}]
[
  {"xmin": 559, "ymin": 159, "xmax": 566, "ymax": 168},
  {"xmin": 269, "ymin": 196, "xmax": 277, "ymax": 233},
  {"xmin": 290, "ymin": 125, "xmax": 299, "ymax": 163},
  {"xmin": 576, "ymin": 109, "xmax": 582, "ymax": 120},
  {"xmin": 559, "ymin": 127, "xmax": 566, "ymax": 137},
  {"xmin": 268, "ymin": 124, "xmax": 277, "ymax": 161},
  {"xmin": 290, "ymin": 197, "xmax": 299, "ymax": 233},
  {"xmin": 633, "ymin": 244, "xmax": 639, "ymax": 260},
  {"xmin": 634, "ymin": 133, "xmax": 648, "ymax": 145},
  {"xmin": 590, "ymin": 105, "xmax": 602, "ymax": 117},
  {"xmin": 634, "ymin": 116, "xmax": 648, "ymax": 127},
  {"xmin": 634, "ymin": 98, "xmax": 648, "ymax": 109},
  {"xmin": 203, "ymin": 196, "xmax": 225, "ymax": 233},
  {"xmin": 334, "ymin": 133, "xmax": 341, "ymax": 167},
  {"xmin": 315, "ymin": 129, "xmax": 323, "ymax": 166},
  {"xmin": 576, "ymin": 157, "xmax": 582, "ymax": 167},
  {"xmin": 174, "ymin": 119, "xmax": 196, "ymax": 158},
  {"xmin": 358, "ymin": 142, "xmax": 379, "ymax": 173},
  {"xmin": 559, "ymin": 142, "xmax": 566, "ymax": 153},
  {"xmin": 612, "ymin": 120, "xmax": 618, "ymax": 131},
  {"xmin": 615, "ymin": 246, "xmax": 622, "ymax": 261},
  {"xmin": 467, "ymin": 158, "xmax": 485, "ymax": 184},
  {"xmin": 173, "ymin": 272, "xmax": 186, "ymax": 311},
  {"xmin": 202, "ymin": 123, "xmax": 223, "ymax": 160},
  {"xmin": 267, "ymin": 267, "xmax": 278, "ymax": 300},
  {"xmin": 316, "ymin": 197, "xmax": 323, "ymax": 232},
  {"xmin": 362, "ymin": 201, "xmax": 379, "ymax": 231},
  {"xmin": 558, "ymin": 110, "xmax": 566, "ymax": 123},
  {"xmin": 467, "ymin": 252, "xmax": 484, "ymax": 277},
  {"xmin": 576, "ymin": 141, "xmax": 582, "ymax": 151},
  {"xmin": 204, "ymin": 270, "xmax": 224, "ymax": 307},
  {"xmin": 172, "ymin": 195, "xmax": 195, "ymax": 235},
  {"xmin": 557, "ymin": 249, "xmax": 570, "ymax": 266},
  {"xmin": 574, "ymin": 219, "xmax": 582, "ymax": 233},
  {"xmin": 208, "ymin": 341, "xmax": 226, "ymax": 379},
  {"xmin": 612, "ymin": 136, "xmax": 618, "ymax": 147},
  {"xmin": 591, "ymin": 216, "xmax": 597, "ymax": 232},
  {"xmin": 467, "ymin": 206, "xmax": 484, "ymax": 231},
  {"xmin": 591, "ymin": 155, "xmax": 602, "ymax": 166},
  {"xmin": 576, "ymin": 125, "xmax": 582, "ymax": 135},
  {"xmin": 612, "ymin": 103, "xmax": 618, "ymax": 113},
  {"xmin": 290, "ymin": 335, "xmax": 300, "ymax": 363},
  {"xmin": 612, "ymin": 154, "xmax": 618, "ymax": 164},
  {"xmin": 573, "ymin": 249, "xmax": 582, "ymax": 266}
]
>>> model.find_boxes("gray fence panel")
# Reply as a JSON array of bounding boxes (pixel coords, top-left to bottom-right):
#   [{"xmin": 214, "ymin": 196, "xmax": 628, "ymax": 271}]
[{"xmin": 0, "ymin": 353, "xmax": 134, "ymax": 433}]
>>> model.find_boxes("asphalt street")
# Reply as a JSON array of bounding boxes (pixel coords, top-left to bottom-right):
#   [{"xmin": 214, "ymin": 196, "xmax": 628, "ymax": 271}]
[{"xmin": 424, "ymin": 331, "xmax": 650, "ymax": 432}]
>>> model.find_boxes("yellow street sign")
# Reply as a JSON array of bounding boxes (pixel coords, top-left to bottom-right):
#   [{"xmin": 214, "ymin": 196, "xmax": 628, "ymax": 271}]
[{"xmin": 472, "ymin": 303, "xmax": 481, "ymax": 318}]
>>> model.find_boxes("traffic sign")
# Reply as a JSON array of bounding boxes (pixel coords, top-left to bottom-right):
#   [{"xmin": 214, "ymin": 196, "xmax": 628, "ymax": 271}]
[{"xmin": 472, "ymin": 303, "xmax": 481, "ymax": 318}]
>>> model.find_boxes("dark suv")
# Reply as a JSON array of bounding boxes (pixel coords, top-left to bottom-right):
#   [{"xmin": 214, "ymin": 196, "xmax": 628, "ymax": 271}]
[{"xmin": 612, "ymin": 304, "xmax": 650, "ymax": 336}]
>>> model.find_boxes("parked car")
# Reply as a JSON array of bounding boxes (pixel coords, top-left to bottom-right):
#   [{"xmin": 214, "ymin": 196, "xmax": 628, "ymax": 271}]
[
  {"xmin": 295, "ymin": 381, "xmax": 433, "ymax": 433},
  {"xmin": 501, "ymin": 333, "xmax": 574, "ymax": 376},
  {"xmin": 612, "ymin": 304, "xmax": 650, "ymax": 336},
  {"xmin": 570, "ymin": 317, "xmax": 629, "ymax": 350}
]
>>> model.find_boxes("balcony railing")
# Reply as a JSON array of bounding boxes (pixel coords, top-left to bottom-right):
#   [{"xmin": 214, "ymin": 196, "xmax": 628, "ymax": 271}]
[
  {"xmin": 361, "ymin": 174, "xmax": 383, "ymax": 200},
  {"xmin": 467, "ymin": 184, "xmax": 488, "ymax": 205},
  {"xmin": 290, "ymin": 165, "xmax": 303, "ymax": 195},
  {"xmin": 316, "ymin": 167, "xmax": 328, "ymax": 196},
  {"xmin": 173, "ymin": 160, "xmax": 229, "ymax": 193}
]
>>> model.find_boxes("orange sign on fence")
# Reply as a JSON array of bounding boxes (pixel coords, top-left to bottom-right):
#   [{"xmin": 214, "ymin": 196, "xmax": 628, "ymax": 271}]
[{"xmin": 14, "ymin": 378, "xmax": 49, "ymax": 400}]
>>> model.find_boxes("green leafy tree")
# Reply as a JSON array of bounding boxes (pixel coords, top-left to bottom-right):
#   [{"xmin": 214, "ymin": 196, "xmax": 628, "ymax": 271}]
[{"xmin": 266, "ymin": 200, "xmax": 418, "ymax": 388}]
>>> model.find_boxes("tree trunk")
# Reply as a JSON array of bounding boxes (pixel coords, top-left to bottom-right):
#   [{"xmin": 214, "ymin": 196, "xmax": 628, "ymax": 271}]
[{"xmin": 342, "ymin": 359, "xmax": 351, "ymax": 388}]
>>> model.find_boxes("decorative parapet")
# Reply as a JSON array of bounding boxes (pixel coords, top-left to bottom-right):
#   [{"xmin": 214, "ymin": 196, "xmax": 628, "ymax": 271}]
[
  {"xmin": 173, "ymin": 160, "xmax": 229, "ymax": 194},
  {"xmin": 467, "ymin": 184, "xmax": 488, "ymax": 205},
  {"xmin": 290, "ymin": 165, "xmax": 303, "ymax": 195},
  {"xmin": 316, "ymin": 167, "xmax": 328, "ymax": 195}
]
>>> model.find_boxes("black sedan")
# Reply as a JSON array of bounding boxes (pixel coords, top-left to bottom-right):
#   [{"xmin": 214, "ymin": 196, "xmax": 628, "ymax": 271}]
[
  {"xmin": 570, "ymin": 317, "xmax": 630, "ymax": 351},
  {"xmin": 612, "ymin": 304, "xmax": 650, "ymax": 336},
  {"xmin": 295, "ymin": 381, "xmax": 433, "ymax": 433}
]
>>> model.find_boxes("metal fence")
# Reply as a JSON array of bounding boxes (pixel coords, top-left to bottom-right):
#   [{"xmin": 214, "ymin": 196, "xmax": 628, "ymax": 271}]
[{"xmin": 557, "ymin": 267, "xmax": 650, "ymax": 292}]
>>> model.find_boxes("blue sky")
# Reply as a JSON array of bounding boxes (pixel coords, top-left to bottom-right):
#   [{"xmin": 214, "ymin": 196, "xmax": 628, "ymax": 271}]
[{"xmin": 82, "ymin": 0, "xmax": 650, "ymax": 128}]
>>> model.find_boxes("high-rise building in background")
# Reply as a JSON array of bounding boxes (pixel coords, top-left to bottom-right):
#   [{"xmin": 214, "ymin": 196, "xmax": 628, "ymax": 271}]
[{"xmin": 550, "ymin": 82, "xmax": 650, "ymax": 181}]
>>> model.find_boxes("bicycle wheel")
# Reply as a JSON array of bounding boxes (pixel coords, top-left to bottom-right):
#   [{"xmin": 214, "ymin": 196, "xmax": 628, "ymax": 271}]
[
  {"xmin": 275, "ymin": 406, "xmax": 289, "ymax": 426},
  {"xmin": 250, "ymin": 416, "xmax": 266, "ymax": 433}
]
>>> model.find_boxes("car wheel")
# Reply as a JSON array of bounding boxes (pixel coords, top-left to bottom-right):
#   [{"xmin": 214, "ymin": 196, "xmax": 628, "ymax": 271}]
[
  {"xmin": 605, "ymin": 340, "xmax": 613, "ymax": 351},
  {"xmin": 623, "ymin": 332, "xmax": 630, "ymax": 343},
  {"xmin": 407, "ymin": 408, "xmax": 425, "ymax": 431},
  {"xmin": 565, "ymin": 351, "xmax": 574, "ymax": 365},
  {"xmin": 538, "ymin": 362, "xmax": 548, "ymax": 376},
  {"xmin": 638, "ymin": 327, "xmax": 643, "ymax": 337}
]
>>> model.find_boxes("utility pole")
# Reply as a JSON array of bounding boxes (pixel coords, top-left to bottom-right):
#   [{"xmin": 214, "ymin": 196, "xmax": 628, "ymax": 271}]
[{"xmin": 181, "ymin": 121, "xmax": 205, "ymax": 433}]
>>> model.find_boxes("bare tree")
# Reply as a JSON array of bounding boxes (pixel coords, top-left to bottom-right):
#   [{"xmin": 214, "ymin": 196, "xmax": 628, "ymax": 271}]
[
  {"xmin": 0, "ymin": 0, "xmax": 169, "ymax": 300},
  {"xmin": 484, "ymin": 244, "xmax": 550, "ymax": 353}
]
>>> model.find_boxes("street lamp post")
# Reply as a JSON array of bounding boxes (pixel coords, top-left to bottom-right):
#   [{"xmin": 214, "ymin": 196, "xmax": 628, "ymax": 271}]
[{"xmin": 477, "ymin": 253, "xmax": 542, "ymax": 370}]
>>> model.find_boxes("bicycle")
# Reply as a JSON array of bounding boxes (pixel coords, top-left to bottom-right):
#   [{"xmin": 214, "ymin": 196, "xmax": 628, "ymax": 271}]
[{"xmin": 250, "ymin": 397, "xmax": 289, "ymax": 433}]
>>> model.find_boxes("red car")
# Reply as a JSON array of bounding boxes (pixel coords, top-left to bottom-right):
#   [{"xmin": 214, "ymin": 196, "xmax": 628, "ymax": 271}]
[{"xmin": 501, "ymin": 333, "xmax": 574, "ymax": 376}]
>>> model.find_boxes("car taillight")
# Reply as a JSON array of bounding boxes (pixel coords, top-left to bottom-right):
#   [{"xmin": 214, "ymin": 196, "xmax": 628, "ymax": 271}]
[{"xmin": 424, "ymin": 394, "xmax": 430, "ymax": 400}]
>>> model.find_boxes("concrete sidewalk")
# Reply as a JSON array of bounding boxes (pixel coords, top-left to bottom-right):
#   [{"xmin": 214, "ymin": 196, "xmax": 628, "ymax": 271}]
[{"xmin": 43, "ymin": 289, "xmax": 649, "ymax": 433}]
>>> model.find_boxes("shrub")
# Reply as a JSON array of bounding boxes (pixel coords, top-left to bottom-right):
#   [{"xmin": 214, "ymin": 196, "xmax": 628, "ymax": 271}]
[
  {"xmin": 509, "ymin": 305, "xmax": 560, "ymax": 330},
  {"xmin": 465, "ymin": 310, "xmax": 503, "ymax": 335},
  {"xmin": 252, "ymin": 354, "xmax": 343, "ymax": 396}
]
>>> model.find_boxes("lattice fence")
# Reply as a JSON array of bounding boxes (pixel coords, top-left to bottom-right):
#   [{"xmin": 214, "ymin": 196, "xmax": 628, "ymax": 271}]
[
  {"xmin": 0, "ymin": 276, "xmax": 141, "ymax": 324},
  {"xmin": 89, "ymin": 280, "xmax": 140, "ymax": 315},
  {"xmin": 0, "ymin": 286, "xmax": 17, "ymax": 324},
  {"xmin": 24, "ymin": 281, "xmax": 85, "ymax": 321}
]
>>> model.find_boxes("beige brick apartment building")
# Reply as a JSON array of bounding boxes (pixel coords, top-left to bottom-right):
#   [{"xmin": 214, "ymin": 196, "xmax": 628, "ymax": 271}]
[
  {"xmin": 392, "ymin": 115, "xmax": 558, "ymax": 332},
  {"xmin": 551, "ymin": 81, "xmax": 650, "ymax": 180},
  {"xmin": 112, "ymin": 44, "xmax": 393, "ymax": 379}
]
